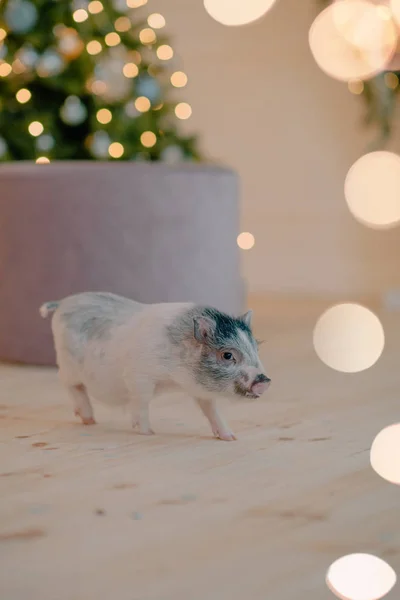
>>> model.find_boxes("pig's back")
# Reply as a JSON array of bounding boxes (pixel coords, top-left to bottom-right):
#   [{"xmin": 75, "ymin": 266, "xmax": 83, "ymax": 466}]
[
  {"xmin": 54, "ymin": 292, "xmax": 142, "ymax": 341},
  {"xmin": 52, "ymin": 292, "xmax": 143, "ymax": 363}
]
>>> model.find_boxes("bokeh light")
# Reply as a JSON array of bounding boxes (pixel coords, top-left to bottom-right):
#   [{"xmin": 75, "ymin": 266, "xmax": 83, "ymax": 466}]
[
  {"xmin": 36, "ymin": 157, "xmax": 50, "ymax": 164},
  {"xmin": 345, "ymin": 151, "xmax": 400, "ymax": 229},
  {"xmin": 0, "ymin": 63, "xmax": 12, "ymax": 77},
  {"xmin": 73, "ymin": 9, "xmax": 89, "ymax": 23},
  {"xmin": 175, "ymin": 102, "xmax": 192, "ymax": 119},
  {"xmin": 148, "ymin": 13, "xmax": 166, "ymax": 29},
  {"xmin": 88, "ymin": 1, "xmax": 103, "ymax": 14},
  {"xmin": 385, "ymin": 72, "xmax": 399, "ymax": 89},
  {"xmin": 12, "ymin": 59, "xmax": 26, "ymax": 74},
  {"xmin": 28, "ymin": 121, "xmax": 44, "ymax": 137},
  {"xmin": 139, "ymin": 28, "xmax": 156, "ymax": 44},
  {"xmin": 96, "ymin": 108, "xmax": 112, "ymax": 124},
  {"xmin": 115, "ymin": 16, "xmax": 131, "ymax": 32},
  {"xmin": 171, "ymin": 71, "xmax": 188, "ymax": 87},
  {"xmin": 390, "ymin": 0, "xmax": 400, "ymax": 26},
  {"xmin": 203, "ymin": 0, "xmax": 277, "ymax": 26},
  {"xmin": 135, "ymin": 96, "xmax": 151, "ymax": 112},
  {"xmin": 309, "ymin": 0, "xmax": 397, "ymax": 82},
  {"xmin": 157, "ymin": 45, "xmax": 173, "ymax": 60},
  {"xmin": 370, "ymin": 424, "xmax": 400, "ymax": 485},
  {"xmin": 326, "ymin": 554, "xmax": 396, "ymax": 600},
  {"xmin": 0, "ymin": 28, "xmax": 7, "ymax": 42},
  {"xmin": 237, "ymin": 232, "xmax": 255, "ymax": 250},
  {"xmin": 91, "ymin": 80, "xmax": 107, "ymax": 95},
  {"xmin": 105, "ymin": 32, "xmax": 121, "ymax": 47},
  {"xmin": 86, "ymin": 40, "xmax": 102, "ymax": 55},
  {"xmin": 16, "ymin": 88, "xmax": 31, "ymax": 103},
  {"xmin": 313, "ymin": 303, "xmax": 385, "ymax": 373},
  {"xmin": 140, "ymin": 131, "xmax": 157, "ymax": 147},
  {"xmin": 108, "ymin": 142, "xmax": 124, "ymax": 158},
  {"xmin": 127, "ymin": 0, "xmax": 147, "ymax": 6},
  {"xmin": 348, "ymin": 79, "xmax": 364, "ymax": 94},
  {"xmin": 123, "ymin": 62, "xmax": 139, "ymax": 78}
]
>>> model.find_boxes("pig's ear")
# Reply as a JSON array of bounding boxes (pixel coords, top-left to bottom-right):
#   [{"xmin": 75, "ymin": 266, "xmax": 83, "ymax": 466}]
[
  {"xmin": 239, "ymin": 310, "xmax": 253, "ymax": 328},
  {"xmin": 193, "ymin": 316, "xmax": 215, "ymax": 344}
]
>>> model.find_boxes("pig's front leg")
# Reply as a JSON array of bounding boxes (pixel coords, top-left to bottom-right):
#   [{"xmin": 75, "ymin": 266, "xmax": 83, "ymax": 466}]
[
  {"xmin": 129, "ymin": 378, "xmax": 155, "ymax": 436},
  {"xmin": 196, "ymin": 398, "xmax": 236, "ymax": 441}
]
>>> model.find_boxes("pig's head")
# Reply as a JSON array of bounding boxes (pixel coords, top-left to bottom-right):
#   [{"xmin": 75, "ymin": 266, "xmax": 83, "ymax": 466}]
[{"xmin": 191, "ymin": 308, "xmax": 271, "ymax": 399}]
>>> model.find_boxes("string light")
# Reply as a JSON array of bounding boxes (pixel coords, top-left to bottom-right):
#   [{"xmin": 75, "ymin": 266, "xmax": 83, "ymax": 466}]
[
  {"xmin": 140, "ymin": 131, "xmax": 157, "ymax": 147},
  {"xmin": 88, "ymin": 1, "xmax": 103, "ymax": 14},
  {"xmin": 348, "ymin": 79, "xmax": 364, "ymax": 95},
  {"xmin": 105, "ymin": 32, "xmax": 121, "ymax": 47},
  {"xmin": 385, "ymin": 72, "xmax": 399, "ymax": 89},
  {"xmin": 147, "ymin": 13, "xmax": 166, "ymax": 29},
  {"xmin": 86, "ymin": 40, "xmax": 102, "ymax": 55},
  {"xmin": 97, "ymin": 108, "xmax": 112, "ymax": 124},
  {"xmin": 108, "ymin": 142, "xmax": 124, "ymax": 158},
  {"xmin": 73, "ymin": 9, "xmax": 89, "ymax": 23},
  {"xmin": 237, "ymin": 232, "xmax": 255, "ymax": 250},
  {"xmin": 36, "ymin": 157, "xmax": 50, "ymax": 164},
  {"xmin": 175, "ymin": 102, "xmax": 192, "ymax": 120},
  {"xmin": 0, "ymin": 63, "xmax": 12, "ymax": 77},
  {"xmin": 135, "ymin": 96, "xmax": 151, "ymax": 112},
  {"xmin": 171, "ymin": 71, "xmax": 188, "ymax": 87},
  {"xmin": 123, "ymin": 62, "xmax": 139, "ymax": 78},
  {"xmin": 0, "ymin": 28, "xmax": 7, "ymax": 42},
  {"xmin": 115, "ymin": 16, "xmax": 131, "ymax": 32},
  {"xmin": 157, "ymin": 45, "xmax": 173, "ymax": 60},
  {"xmin": 29, "ymin": 121, "xmax": 44, "ymax": 137},
  {"xmin": 127, "ymin": 0, "xmax": 147, "ymax": 7},
  {"xmin": 16, "ymin": 88, "xmax": 31, "ymax": 103},
  {"xmin": 139, "ymin": 28, "xmax": 156, "ymax": 44}
]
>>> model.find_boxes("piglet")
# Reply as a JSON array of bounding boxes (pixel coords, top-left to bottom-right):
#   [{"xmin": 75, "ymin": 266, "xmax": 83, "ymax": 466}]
[{"xmin": 40, "ymin": 292, "xmax": 271, "ymax": 441}]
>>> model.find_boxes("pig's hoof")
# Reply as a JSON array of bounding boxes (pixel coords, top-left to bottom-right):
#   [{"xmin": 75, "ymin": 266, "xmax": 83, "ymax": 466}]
[
  {"xmin": 75, "ymin": 410, "xmax": 96, "ymax": 425},
  {"xmin": 213, "ymin": 429, "xmax": 237, "ymax": 441},
  {"xmin": 133, "ymin": 421, "xmax": 155, "ymax": 435},
  {"xmin": 139, "ymin": 428, "xmax": 155, "ymax": 436}
]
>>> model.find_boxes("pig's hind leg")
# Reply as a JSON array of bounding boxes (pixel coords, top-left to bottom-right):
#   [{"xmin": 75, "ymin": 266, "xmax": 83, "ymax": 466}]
[
  {"xmin": 59, "ymin": 370, "xmax": 96, "ymax": 425},
  {"xmin": 68, "ymin": 384, "xmax": 96, "ymax": 425}
]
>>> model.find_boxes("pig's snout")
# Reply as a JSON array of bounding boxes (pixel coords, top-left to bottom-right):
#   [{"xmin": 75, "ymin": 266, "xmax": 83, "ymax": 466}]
[{"xmin": 251, "ymin": 374, "xmax": 271, "ymax": 397}]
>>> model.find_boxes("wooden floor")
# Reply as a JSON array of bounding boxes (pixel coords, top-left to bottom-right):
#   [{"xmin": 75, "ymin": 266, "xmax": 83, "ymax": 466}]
[{"xmin": 1, "ymin": 295, "xmax": 399, "ymax": 600}]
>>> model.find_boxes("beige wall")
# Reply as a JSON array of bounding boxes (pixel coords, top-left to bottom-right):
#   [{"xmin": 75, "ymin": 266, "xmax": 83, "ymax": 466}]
[{"xmin": 151, "ymin": 0, "xmax": 400, "ymax": 298}]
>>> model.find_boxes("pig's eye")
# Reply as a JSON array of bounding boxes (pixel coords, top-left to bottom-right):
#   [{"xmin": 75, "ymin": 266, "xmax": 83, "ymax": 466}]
[{"xmin": 222, "ymin": 352, "xmax": 234, "ymax": 361}]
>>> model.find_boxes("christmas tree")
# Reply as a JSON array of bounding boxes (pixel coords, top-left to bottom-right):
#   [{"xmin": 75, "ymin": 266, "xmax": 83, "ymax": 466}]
[{"xmin": 0, "ymin": 0, "xmax": 201, "ymax": 162}]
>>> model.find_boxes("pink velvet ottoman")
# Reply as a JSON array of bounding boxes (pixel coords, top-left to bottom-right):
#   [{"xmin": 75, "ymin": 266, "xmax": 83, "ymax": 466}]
[{"xmin": 0, "ymin": 162, "xmax": 245, "ymax": 366}]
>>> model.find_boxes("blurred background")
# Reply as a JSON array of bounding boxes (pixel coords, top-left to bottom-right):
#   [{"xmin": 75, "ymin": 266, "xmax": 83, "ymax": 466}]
[
  {"xmin": 2, "ymin": 3, "xmax": 400, "ymax": 599},
  {"xmin": 1, "ymin": 0, "xmax": 400, "ymax": 312},
  {"xmin": 154, "ymin": 0, "xmax": 400, "ymax": 300}
]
